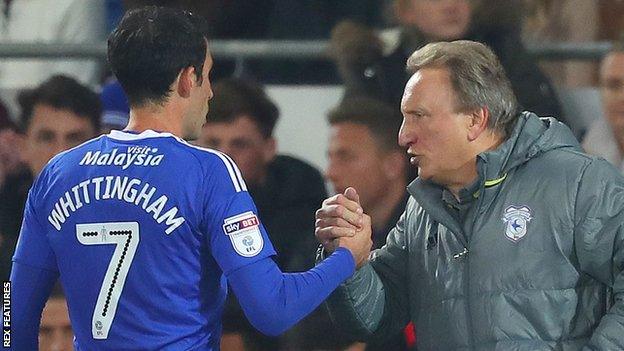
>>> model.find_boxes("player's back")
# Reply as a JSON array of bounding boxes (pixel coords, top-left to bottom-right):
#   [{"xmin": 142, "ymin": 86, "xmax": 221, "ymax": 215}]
[{"xmin": 31, "ymin": 130, "xmax": 245, "ymax": 350}]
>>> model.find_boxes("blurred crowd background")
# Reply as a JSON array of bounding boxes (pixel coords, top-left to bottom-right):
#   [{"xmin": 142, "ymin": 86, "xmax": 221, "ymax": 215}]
[{"xmin": 2, "ymin": 1, "xmax": 624, "ymax": 350}]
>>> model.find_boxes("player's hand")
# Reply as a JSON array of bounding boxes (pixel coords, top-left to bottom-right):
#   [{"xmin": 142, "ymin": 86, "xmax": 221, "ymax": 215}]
[
  {"xmin": 315, "ymin": 187, "xmax": 364, "ymax": 253},
  {"xmin": 338, "ymin": 213, "xmax": 372, "ymax": 269}
]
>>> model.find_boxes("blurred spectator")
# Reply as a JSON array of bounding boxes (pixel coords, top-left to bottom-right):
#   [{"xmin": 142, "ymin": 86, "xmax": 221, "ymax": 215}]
[
  {"xmin": 598, "ymin": 0, "xmax": 624, "ymax": 41},
  {"xmin": 0, "ymin": 98, "xmax": 12, "ymax": 129},
  {"xmin": 0, "ymin": 98, "xmax": 24, "ymax": 188},
  {"xmin": 0, "ymin": 0, "xmax": 106, "ymax": 90},
  {"xmin": 0, "ymin": 127, "xmax": 24, "ymax": 184},
  {"xmin": 100, "ymin": 80, "xmax": 130, "ymax": 133},
  {"xmin": 522, "ymin": 0, "xmax": 599, "ymax": 87},
  {"xmin": 0, "ymin": 75, "xmax": 100, "ymax": 281},
  {"xmin": 0, "ymin": 98, "xmax": 23, "ymax": 272},
  {"xmin": 196, "ymin": 78, "xmax": 326, "ymax": 350},
  {"xmin": 329, "ymin": 96, "xmax": 412, "ymax": 350},
  {"xmin": 283, "ymin": 96, "xmax": 414, "ymax": 351},
  {"xmin": 582, "ymin": 43, "xmax": 624, "ymax": 173},
  {"xmin": 325, "ymin": 97, "xmax": 409, "ymax": 251},
  {"xmin": 39, "ymin": 283, "xmax": 74, "ymax": 351},
  {"xmin": 329, "ymin": 0, "xmax": 564, "ymax": 123}
]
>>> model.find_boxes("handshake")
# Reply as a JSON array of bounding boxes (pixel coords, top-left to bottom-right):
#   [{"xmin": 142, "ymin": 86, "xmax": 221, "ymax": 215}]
[{"xmin": 315, "ymin": 187, "xmax": 373, "ymax": 269}]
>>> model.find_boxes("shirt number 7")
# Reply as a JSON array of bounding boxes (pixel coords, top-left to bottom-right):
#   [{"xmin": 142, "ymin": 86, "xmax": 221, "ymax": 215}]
[{"xmin": 76, "ymin": 222, "xmax": 140, "ymax": 339}]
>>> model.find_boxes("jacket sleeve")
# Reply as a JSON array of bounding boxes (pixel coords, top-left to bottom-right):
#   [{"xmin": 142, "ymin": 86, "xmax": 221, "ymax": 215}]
[
  {"xmin": 574, "ymin": 158, "xmax": 624, "ymax": 350},
  {"xmin": 322, "ymin": 206, "xmax": 412, "ymax": 341},
  {"xmin": 227, "ymin": 248, "xmax": 355, "ymax": 337}
]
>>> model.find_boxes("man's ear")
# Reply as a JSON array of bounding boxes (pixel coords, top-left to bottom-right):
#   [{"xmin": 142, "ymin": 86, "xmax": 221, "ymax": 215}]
[
  {"xmin": 176, "ymin": 66, "xmax": 196, "ymax": 98},
  {"xmin": 467, "ymin": 106, "xmax": 490, "ymax": 141},
  {"xmin": 263, "ymin": 137, "xmax": 277, "ymax": 163}
]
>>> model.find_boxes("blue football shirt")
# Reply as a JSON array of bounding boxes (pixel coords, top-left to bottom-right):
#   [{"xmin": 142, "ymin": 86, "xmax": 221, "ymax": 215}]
[{"xmin": 13, "ymin": 130, "xmax": 276, "ymax": 350}]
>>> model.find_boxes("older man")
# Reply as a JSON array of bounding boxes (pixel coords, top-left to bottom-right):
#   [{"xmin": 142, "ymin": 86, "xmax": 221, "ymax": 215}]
[{"xmin": 316, "ymin": 40, "xmax": 624, "ymax": 350}]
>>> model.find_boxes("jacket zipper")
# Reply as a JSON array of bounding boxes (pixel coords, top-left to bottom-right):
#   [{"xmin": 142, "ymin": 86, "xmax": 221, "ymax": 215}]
[
  {"xmin": 462, "ymin": 179, "xmax": 491, "ymax": 350},
  {"xmin": 463, "ymin": 240, "xmax": 475, "ymax": 350}
]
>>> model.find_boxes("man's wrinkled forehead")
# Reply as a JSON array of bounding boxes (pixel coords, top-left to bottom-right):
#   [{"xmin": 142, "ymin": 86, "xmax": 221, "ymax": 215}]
[
  {"xmin": 401, "ymin": 67, "xmax": 456, "ymax": 109},
  {"xmin": 401, "ymin": 71, "xmax": 425, "ymax": 108}
]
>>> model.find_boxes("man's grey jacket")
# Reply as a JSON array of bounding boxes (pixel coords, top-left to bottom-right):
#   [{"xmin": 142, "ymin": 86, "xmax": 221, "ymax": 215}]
[{"xmin": 324, "ymin": 112, "xmax": 624, "ymax": 350}]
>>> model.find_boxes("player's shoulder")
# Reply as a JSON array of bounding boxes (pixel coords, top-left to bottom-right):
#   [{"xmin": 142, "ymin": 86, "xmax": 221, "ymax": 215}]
[
  {"xmin": 104, "ymin": 129, "xmax": 224, "ymax": 165},
  {"xmin": 32, "ymin": 135, "xmax": 105, "ymax": 194},
  {"xmin": 47, "ymin": 135, "xmax": 106, "ymax": 169},
  {"xmin": 106, "ymin": 130, "xmax": 247, "ymax": 192},
  {"xmin": 174, "ymin": 140, "xmax": 249, "ymax": 193},
  {"xmin": 173, "ymin": 137, "xmax": 233, "ymax": 166}
]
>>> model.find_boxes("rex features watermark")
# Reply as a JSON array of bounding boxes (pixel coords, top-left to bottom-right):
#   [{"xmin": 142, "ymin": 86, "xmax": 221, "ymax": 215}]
[{"xmin": 3, "ymin": 281, "xmax": 9, "ymax": 348}]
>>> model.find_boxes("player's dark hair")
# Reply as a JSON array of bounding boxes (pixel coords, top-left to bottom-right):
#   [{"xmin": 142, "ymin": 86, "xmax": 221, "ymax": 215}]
[
  {"xmin": 107, "ymin": 6, "xmax": 209, "ymax": 107},
  {"xmin": 207, "ymin": 78, "xmax": 279, "ymax": 139},
  {"xmin": 327, "ymin": 96, "xmax": 403, "ymax": 152},
  {"xmin": 17, "ymin": 75, "xmax": 101, "ymax": 133}
]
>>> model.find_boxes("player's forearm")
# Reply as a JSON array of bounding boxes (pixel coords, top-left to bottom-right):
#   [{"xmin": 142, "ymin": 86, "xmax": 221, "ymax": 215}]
[
  {"xmin": 9, "ymin": 261, "xmax": 58, "ymax": 350},
  {"xmin": 227, "ymin": 247, "xmax": 355, "ymax": 336}
]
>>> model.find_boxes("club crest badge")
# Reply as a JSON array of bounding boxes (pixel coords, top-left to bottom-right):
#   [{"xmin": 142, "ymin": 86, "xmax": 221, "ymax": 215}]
[
  {"xmin": 223, "ymin": 211, "xmax": 263, "ymax": 257},
  {"xmin": 502, "ymin": 206, "xmax": 532, "ymax": 242}
]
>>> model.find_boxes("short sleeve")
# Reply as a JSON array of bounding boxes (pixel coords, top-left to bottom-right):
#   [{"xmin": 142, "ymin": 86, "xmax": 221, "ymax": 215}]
[
  {"xmin": 12, "ymin": 170, "xmax": 58, "ymax": 272},
  {"xmin": 203, "ymin": 153, "xmax": 276, "ymax": 274}
]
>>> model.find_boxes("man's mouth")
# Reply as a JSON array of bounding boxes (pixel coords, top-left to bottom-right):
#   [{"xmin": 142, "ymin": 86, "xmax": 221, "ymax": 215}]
[{"xmin": 407, "ymin": 151, "xmax": 421, "ymax": 166}]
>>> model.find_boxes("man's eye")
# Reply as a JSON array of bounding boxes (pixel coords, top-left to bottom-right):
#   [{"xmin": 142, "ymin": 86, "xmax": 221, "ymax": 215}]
[
  {"xmin": 231, "ymin": 141, "xmax": 252, "ymax": 150},
  {"xmin": 36, "ymin": 131, "xmax": 55, "ymax": 143},
  {"xmin": 205, "ymin": 139, "xmax": 220, "ymax": 148},
  {"xmin": 66, "ymin": 132, "xmax": 89, "ymax": 146},
  {"xmin": 336, "ymin": 153, "xmax": 355, "ymax": 162},
  {"xmin": 39, "ymin": 326, "xmax": 52, "ymax": 335},
  {"xmin": 603, "ymin": 79, "xmax": 624, "ymax": 91}
]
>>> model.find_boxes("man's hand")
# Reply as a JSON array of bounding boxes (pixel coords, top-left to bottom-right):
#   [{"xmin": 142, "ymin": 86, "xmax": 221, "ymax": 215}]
[
  {"xmin": 339, "ymin": 212, "xmax": 372, "ymax": 269},
  {"xmin": 316, "ymin": 187, "xmax": 363, "ymax": 251},
  {"xmin": 316, "ymin": 187, "xmax": 372, "ymax": 268}
]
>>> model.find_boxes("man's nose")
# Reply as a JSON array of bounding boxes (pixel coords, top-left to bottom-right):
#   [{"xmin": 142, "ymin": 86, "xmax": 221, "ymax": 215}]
[
  {"xmin": 398, "ymin": 123, "xmax": 415, "ymax": 148},
  {"xmin": 50, "ymin": 331, "xmax": 64, "ymax": 351},
  {"xmin": 53, "ymin": 139, "xmax": 68, "ymax": 155}
]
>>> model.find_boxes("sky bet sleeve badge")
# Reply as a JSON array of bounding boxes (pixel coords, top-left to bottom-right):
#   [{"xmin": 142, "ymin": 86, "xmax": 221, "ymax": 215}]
[
  {"xmin": 223, "ymin": 211, "xmax": 264, "ymax": 257},
  {"xmin": 502, "ymin": 206, "xmax": 532, "ymax": 242}
]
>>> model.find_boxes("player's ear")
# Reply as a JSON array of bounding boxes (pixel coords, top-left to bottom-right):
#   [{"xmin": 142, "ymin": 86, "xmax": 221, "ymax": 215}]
[{"xmin": 176, "ymin": 66, "xmax": 196, "ymax": 98}]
